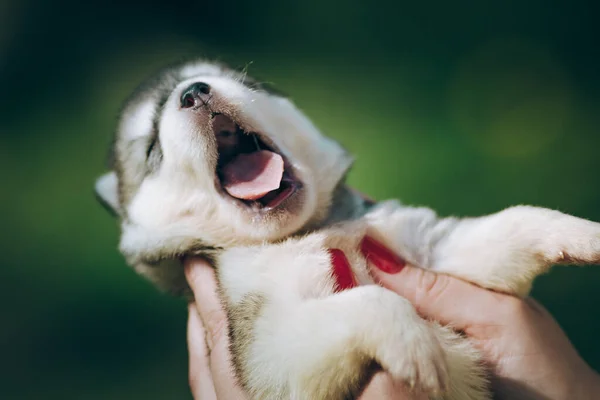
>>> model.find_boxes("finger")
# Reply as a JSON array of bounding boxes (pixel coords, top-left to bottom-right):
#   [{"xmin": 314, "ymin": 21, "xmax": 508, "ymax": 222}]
[
  {"xmin": 187, "ymin": 304, "xmax": 217, "ymax": 400},
  {"xmin": 359, "ymin": 371, "xmax": 427, "ymax": 400},
  {"xmin": 370, "ymin": 262, "xmax": 513, "ymax": 332},
  {"xmin": 185, "ymin": 258, "xmax": 247, "ymax": 399},
  {"xmin": 185, "ymin": 258, "xmax": 228, "ymax": 352}
]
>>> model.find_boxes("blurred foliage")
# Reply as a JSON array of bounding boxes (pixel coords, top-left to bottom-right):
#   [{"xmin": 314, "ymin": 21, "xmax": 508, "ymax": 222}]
[{"xmin": 1, "ymin": 0, "xmax": 599, "ymax": 398}]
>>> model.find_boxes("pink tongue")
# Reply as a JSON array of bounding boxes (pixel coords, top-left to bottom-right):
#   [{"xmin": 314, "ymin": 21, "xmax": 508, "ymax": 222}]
[{"xmin": 222, "ymin": 150, "xmax": 284, "ymax": 200}]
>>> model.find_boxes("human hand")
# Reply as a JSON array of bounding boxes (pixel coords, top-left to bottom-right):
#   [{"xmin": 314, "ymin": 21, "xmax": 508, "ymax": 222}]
[
  {"xmin": 368, "ymin": 253, "xmax": 600, "ymax": 400},
  {"xmin": 184, "ymin": 257, "xmax": 427, "ymax": 400},
  {"xmin": 186, "ymin": 258, "xmax": 246, "ymax": 400}
]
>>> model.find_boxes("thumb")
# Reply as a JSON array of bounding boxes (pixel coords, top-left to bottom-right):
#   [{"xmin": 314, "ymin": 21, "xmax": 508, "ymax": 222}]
[
  {"xmin": 367, "ymin": 252, "xmax": 510, "ymax": 331},
  {"xmin": 184, "ymin": 257, "xmax": 247, "ymax": 399},
  {"xmin": 185, "ymin": 258, "xmax": 228, "ymax": 352}
]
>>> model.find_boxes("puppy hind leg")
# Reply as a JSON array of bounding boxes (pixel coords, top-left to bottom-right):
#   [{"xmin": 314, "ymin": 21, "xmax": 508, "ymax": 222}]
[
  {"xmin": 431, "ymin": 206, "xmax": 600, "ymax": 296},
  {"xmin": 366, "ymin": 202, "xmax": 600, "ymax": 297},
  {"xmin": 243, "ymin": 286, "xmax": 451, "ymax": 400}
]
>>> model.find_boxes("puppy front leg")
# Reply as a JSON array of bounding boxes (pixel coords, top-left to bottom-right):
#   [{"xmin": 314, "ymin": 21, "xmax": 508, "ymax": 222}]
[
  {"xmin": 240, "ymin": 285, "xmax": 449, "ymax": 400},
  {"xmin": 367, "ymin": 202, "xmax": 600, "ymax": 296}
]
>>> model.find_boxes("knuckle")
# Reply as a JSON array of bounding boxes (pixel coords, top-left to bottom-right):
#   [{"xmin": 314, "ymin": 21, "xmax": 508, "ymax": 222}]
[
  {"xmin": 417, "ymin": 269, "xmax": 449, "ymax": 302},
  {"xmin": 204, "ymin": 308, "xmax": 228, "ymax": 350},
  {"xmin": 500, "ymin": 295, "xmax": 528, "ymax": 320}
]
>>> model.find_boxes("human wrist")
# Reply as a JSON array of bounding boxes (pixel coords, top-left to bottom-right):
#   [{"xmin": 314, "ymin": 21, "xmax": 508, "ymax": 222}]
[
  {"xmin": 576, "ymin": 368, "xmax": 600, "ymax": 400},
  {"xmin": 547, "ymin": 362, "xmax": 600, "ymax": 400}
]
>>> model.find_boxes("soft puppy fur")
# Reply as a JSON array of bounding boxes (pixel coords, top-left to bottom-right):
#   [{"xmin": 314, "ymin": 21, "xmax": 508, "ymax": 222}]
[{"xmin": 96, "ymin": 60, "xmax": 600, "ymax": 399}]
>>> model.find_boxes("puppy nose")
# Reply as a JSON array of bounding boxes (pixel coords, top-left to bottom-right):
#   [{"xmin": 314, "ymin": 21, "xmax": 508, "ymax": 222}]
[{"xmin": 180, "ymin": 82, "xmax": 211, "ymax": 108}]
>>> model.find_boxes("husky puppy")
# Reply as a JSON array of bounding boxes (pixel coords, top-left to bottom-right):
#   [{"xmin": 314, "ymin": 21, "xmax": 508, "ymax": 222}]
[{"xmin": 95, "ymin": 60, "xmax": 600, "ymax": 400}]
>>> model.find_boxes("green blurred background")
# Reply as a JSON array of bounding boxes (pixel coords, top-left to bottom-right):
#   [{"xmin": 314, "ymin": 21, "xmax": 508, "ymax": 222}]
[{"xmin": 1, "ymin": 0, "xmax": 599, "ymax": 398}]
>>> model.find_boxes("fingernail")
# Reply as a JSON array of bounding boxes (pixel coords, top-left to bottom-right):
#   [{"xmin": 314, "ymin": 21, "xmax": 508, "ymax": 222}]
[
  {"xmin": 184, "ymin": 259, "xmax": 201, "ymax": 283},
  {"xmin": 329, "ymin": 248, "xmax": 357, "ymax": 292},
  {"xmin": 184, "ymin": 257, "xmax": 211, "ymax": 278},
  {"xmin": 360, "ymin": 236, "xmax": 406, "ymax": 274}
]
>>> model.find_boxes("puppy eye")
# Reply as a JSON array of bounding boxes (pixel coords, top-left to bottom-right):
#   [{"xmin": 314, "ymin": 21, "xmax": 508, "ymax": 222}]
[{"xmin": 146, "ymin": 136, "xmax": 157, "ymax": 159}]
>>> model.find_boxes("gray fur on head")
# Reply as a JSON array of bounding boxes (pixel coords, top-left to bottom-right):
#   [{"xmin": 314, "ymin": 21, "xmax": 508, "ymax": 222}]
[{"xmin": 95, "ymin": 60, "xmax": 354, "ymax": 292}]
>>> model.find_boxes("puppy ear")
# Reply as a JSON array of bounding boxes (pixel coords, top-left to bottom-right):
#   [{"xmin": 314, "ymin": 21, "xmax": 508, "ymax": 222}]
[{"xmin": 95, "ymin": 172, "xmax": 121, "ymax": 217}]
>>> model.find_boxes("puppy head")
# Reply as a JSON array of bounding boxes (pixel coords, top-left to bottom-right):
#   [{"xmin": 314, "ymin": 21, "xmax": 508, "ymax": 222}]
[{"xmin": 96, "ymin": 60, "xmax": 352, "ymax": 265}]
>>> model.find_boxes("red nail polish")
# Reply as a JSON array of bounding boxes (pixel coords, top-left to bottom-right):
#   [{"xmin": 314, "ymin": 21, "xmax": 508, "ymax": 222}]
[
  {"xmin": 329, "ymin": 248, "xmax": 357, "ymax": 292},
  {"xmin": 360, "ymin": 236, "xmax": 406, "ymax": 274}
]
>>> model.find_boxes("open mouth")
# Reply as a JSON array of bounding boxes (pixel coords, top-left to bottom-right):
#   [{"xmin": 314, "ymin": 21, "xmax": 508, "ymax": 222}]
[{"xmin": 212, "ymin": 113, "xmax": 301, "ymax": 211}]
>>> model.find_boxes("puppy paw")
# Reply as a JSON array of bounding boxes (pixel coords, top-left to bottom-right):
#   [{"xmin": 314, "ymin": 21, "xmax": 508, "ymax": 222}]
[
  {"xmin": 376, "ymin": 322, "xmax": 450, "ymax": 395},
  {"xmin": 544, "ymin": 218, "xmax": 600, "ymax": 266}
]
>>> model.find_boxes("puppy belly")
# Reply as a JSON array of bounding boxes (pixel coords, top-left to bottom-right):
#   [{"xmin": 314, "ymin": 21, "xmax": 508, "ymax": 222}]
[{"xmin": 217, "ymin": 233, "xmax": 490, "ymax": 400}]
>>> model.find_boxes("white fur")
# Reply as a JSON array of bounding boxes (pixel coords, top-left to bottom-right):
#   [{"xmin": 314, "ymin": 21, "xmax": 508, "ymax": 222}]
[
  {"xmin": 96, "ymin": 60, "xmax": 600, "ymax": 400},
  {"xmin": 95, "ymin": 171, "xmax": 120, "ymax": 214},
  {"xmin": 218, "ymin": 225, "xmax": 489, "ymax": 399},
  {"xmin": 120, "ymin": 97, "xmax": 156, "ymax": 141},
  {"xmin": 366, "ymin": 202, "xmax": 600, "ymax": 296},
  {"xmin": 118, "ymin": 72, "xmax": 352, "ymax": 249},
  {"xmin": 216, "ymin": 201, "xmax": 600, "ymax": 399}
]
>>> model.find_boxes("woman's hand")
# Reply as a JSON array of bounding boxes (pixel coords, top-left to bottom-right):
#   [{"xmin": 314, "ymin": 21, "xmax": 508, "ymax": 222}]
[
  {"xmin": 186, "ymin": 258, "xmax": 246, "ymax": 400},
  {"xmin": 369, "ymin": 260, "xmax": 600, "ymax": 400}
]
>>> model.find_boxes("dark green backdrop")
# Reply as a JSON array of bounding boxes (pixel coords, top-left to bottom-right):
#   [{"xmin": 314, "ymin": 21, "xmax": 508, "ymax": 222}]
[{"xmin": 1, "ymin": 0, "xmax": 599, "ymax": 398}]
